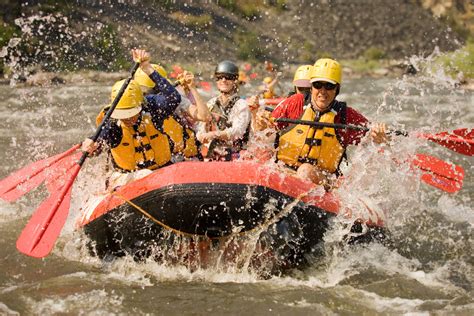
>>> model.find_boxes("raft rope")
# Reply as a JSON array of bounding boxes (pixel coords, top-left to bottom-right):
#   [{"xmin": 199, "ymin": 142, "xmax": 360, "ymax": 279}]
[
  {"xmin": 111, "ymin": 191, "xmax": 197, "ymax": 238},
  {"xmin": 110, "ymin": 188, "xmax": 316, "ymax": 240}
]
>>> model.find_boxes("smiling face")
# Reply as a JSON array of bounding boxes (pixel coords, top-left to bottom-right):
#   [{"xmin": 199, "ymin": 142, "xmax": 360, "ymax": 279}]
[
  {"xmin": 216, "ymin": 73, "xmax": 238, "ymax": 94},
  {"xmin": 311, "ymin": 81, "xmax": 338, "ymax": 111}
]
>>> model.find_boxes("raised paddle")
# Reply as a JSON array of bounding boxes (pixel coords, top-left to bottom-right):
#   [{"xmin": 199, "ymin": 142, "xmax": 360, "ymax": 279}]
[{"xmin": 16, "ymin": 62, "xmax": 140, "ymax": 258}]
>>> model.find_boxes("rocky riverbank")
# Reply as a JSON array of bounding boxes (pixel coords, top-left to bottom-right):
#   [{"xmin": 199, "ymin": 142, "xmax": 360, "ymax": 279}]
[{"xmin": 1, "ymin": 1, "xmax": 472, "ymax": 88}]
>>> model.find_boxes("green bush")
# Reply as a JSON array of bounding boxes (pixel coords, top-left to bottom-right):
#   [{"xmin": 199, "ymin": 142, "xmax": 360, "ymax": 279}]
[
  {"xmin": 91, "ymin": 24, "xmax": 127, "ymax": 71},
  {"xmin": 300, "ymin": 41, "xmax": 315, "ymax": 64},
  {"xmin": 235, "ymin": 31, "xmax": 267, "ymax": 61},
  {"xmin": 170, "ymin": 11, "xmax": 213, "ymax": 29},
  {"xmin": 342, "ymin": 58, "xmax": 383, "ymax": 73},
  {"xmin": 0, "ymin": 21, "xmax": 18, "ymax": 48},
  {"xmin": 435, "ymin": 42, "xmax": 474, "ymax": 79},
  {"xmin": 218, "ymin": 0, "xmax": 261, "ymax": 19},
  {"xmin": 363, "ymin": 47, "xmax": 386, "ymax": 60}
]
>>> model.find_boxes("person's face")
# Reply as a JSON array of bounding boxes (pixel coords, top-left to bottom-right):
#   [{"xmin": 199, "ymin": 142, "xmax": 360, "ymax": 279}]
[
  {"xmin": 311, "ymin": 81, "xmax": 338, "ymax": 110},
  {"xmin": 296, "ymin": 86, "xmax": 311, "ymax": 95},
  {"xmin": 121, "ymin": 114, "xmax": 140, "ymax": 126},
  {"xmin": 216, "ymin": 73, "xmax": 237, "ymax": 94}
]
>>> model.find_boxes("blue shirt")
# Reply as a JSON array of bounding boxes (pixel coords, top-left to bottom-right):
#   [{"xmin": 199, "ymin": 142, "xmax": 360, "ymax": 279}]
[{"xmin": 98, "ymin": 71, "xmax": 181, "ymax": 148}]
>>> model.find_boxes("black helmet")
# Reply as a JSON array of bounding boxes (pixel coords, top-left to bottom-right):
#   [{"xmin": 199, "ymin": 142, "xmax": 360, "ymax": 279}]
[{"xmin": 215, "ymin": 60, "xmax": 239, "ymax": 76}]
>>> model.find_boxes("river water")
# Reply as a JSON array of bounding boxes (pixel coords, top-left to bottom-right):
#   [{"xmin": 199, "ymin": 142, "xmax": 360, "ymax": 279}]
[{"xmin": 0, "ymin": 74, "xmax": 472, "ymax": 315}]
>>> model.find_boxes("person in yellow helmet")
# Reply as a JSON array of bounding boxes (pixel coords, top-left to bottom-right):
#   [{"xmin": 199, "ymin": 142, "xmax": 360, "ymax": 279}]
[
  {"xmin": 289, "ymin": 64, "xmax": 313, "ymax": 96},
  {"xmin": 258, "ymin": 74, "xmax": 281, "ymax": 99},
  {"xmin": 133, "ymin": 62, "xmax": 209, "ymax": 125},
  {"xmin": 251, "ymin": 65, "xmax": 313, "ymax": 133},
  {"xmin": 132, "ymin": 53, "xmax": 210, "ymax": 161},
  {"xmin": 81, "ymin": 49, "xmax": 181, "ymax": 174},
  {"xmin": 250, "ymin": 58, "xmax": 388, "ymax": 188}
]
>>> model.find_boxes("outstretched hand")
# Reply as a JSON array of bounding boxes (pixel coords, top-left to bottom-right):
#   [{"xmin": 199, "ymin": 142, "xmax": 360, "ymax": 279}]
[
  {"xmin": 370, "ymin": 123, "xmax": 390, "ymax": 144},
  {"xmin": 247, "ymin": 95, "xmax": 260, "ymax": 112},
  {"xmin": 178, "ymin": 71, "xmax": 196, "ymax": 89},
  {"xmin": 131, "ymin": 48, "xmax": 153, "ymax": 75}
]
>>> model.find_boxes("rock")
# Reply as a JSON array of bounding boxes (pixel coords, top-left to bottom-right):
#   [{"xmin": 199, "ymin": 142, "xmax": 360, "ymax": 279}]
[
  {"xmin": 25, "ymin": 72, "xmax": 65, "ymax": 86},
  {"xmin": 373, "ymin": 68, "xmax": 390, "ymax": 77}
]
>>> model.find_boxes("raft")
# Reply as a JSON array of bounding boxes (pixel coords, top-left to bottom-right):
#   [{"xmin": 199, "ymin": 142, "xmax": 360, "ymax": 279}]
[{"xmin": 78, "ymin": 161, "xmax": 387, "ymax": 272}]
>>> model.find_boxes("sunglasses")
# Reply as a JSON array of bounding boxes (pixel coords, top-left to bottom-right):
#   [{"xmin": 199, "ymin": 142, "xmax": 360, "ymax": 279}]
[
  {"xmin": 312, "ymin": 81, "xmax": 337, "ymax": 90},
  {"xmin": 216, "ymin": 74, "xmax": 237, "ymax": 81}
]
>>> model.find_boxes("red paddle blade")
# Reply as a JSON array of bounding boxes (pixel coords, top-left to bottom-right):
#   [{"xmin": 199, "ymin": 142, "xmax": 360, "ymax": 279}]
[
  {"xmin": 419, "ymin": 173, "xmax": 461, "ymax": 193},
  {"xmin": 1, "ymin": 151, "xmax": 82, "ymax": 202},
  {"xmin": 0, "ymin": 168, "xmax": 48, "ymax": 203},
  {"xmin": 199, "ymin": 81, "xmax": 212, "ymax": 92},
  {"xmin": 16, "ymin": 164, "xmax": 81, "ymax": 258},
  {"xmin": 44, "ymin": 152, "xmax": 82, "ymax": 194},
  {"xmin": 419, "ymin": 128, "xmax": 474, "ymax": 156},
  {"xmin": 412, "ymin": 154, "xmax": 464, "ymax": 193},
  {"xmin": 0, "ymin": 145, "xmax": 80, "ymax": 198}
]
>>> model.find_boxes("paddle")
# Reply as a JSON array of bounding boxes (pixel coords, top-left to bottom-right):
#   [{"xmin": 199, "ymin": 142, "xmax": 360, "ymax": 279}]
[
  {"xmin": 418, "ymin": 128, "xmax": 474, "ymax": 157},
  {"xmin": 269, "ymin": 109, "xmax": 473, "ymax": 156},
  {"xmin": 1, "ymin": 151, "xmax": 82, "ymax": 202},
  {"xmin": 16, "ymin": 62, "xmax": 140, "ymax": 258},
  {"xmin": 0, "ymin": 144, "xmax": 80, "ymax": 200},
  {"xmin": 271, "ymin": 117, "xmax": 465, "ymax": 193},
  {"xmin": 411, "ymin": 153, "xmax": 464, "ymax": 193}
]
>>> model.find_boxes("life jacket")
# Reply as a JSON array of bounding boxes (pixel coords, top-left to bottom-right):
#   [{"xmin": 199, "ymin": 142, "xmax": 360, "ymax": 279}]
[
  {"xmin": 162, "ymin": 115, "xmax": 199, "ymax": 158},
  {"xmin": 110, "ymin": 113, "xmax": 172, "ymax": 172},
  {"xmin": 96, "ymin": 109, "xmax": 199, "ymax": 159},
  {"xmin": 276, "ymin": 101, "xmax": 347, "ymax": 173},
  {"xmin": 207, "ymin": 95, "xmax": 249, "ymax": 155},
  {"xmin": 263, "ymin": 88, "xmax": 275, "ymax": 99}
]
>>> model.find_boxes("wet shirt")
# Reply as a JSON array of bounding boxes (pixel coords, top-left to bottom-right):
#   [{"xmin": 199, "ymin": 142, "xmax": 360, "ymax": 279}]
[
  {"xmin": 271, "ymin": 93, "xmax": 369, "ymax": 147},
  {"xmin": 97, "ymin": 71, "xmax": 181, "ymax": 148},
  {"xmin": 196, "ymin": 95, "xmax": 251, "ymax": 142}
]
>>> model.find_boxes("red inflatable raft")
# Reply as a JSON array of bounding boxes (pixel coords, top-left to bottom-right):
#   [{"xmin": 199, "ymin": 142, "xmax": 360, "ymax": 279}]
[{"xmin": 78, "ymin": 161, "xmax": 387, "ymax": 272}]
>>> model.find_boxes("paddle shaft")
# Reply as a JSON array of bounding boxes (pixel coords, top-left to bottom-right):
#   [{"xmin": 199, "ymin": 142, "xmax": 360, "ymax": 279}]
[
  {"xmin": 78, "ymin": 62, "xmax": 140, "ymax": 167},
  {"xmin": 266, "ymin": 106, "xmax": 473, "ymax": 156},
  {"xmin": 273, "ymin": 117, "xmax": 408, "ymax": 136},
  {"xmin": 265, "ymin": 108, "xmax": 463, "ymax": 192}
]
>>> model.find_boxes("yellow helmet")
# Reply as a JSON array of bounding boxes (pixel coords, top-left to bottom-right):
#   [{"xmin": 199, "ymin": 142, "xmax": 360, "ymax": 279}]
[
  {"xmin": 134, "ymin": 64, "xmax": 168, "ymax": 88},
  {"xmin": 238, "ymin": 70, "xmax": 247, "ymax": 84},
  {"xmin": 293, "ymin": 65, "xmax": 313, "ymax": 88},
  {"xmin": 110, "ymin": 79, "xmax": 144, "ymax": 119},
  {"xmin": 310, "ymin": 58, "xmax": 342, "ymax": 85},
  {"xmin": 263, "ymin": 76, "xmax": 273, "ymax": 84}
]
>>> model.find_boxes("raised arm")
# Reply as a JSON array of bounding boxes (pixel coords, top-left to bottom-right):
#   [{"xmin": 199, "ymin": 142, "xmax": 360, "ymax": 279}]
[{"xmin": 179, "ymin": 71, "xmax": 211, "ymax": 122}]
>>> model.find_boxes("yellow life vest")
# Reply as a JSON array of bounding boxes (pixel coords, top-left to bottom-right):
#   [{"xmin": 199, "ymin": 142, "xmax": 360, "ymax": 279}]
[
  {"xmin": 263, "ymin": 89, "xmax": 275, "ymax": 99},
  {"xmin": 162, "ymin": 115, "xmax": 199, "ymax": 158},
  {"xmin": 110, "ymin": 114, "xmax": 172, "ymax": 172},
  {"xmin": 97, "ymin": 110, "xmax": 199, "ymax": 158},
  {"xmin": 277, "ymin": 104, "xmax": 345, "ymax": 173}
]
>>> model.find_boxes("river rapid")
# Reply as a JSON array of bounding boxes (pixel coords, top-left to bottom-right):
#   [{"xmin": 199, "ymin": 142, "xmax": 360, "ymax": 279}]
[{"xmin": 0, "ymin": 74, "xmax": 472, "ymax": 315}]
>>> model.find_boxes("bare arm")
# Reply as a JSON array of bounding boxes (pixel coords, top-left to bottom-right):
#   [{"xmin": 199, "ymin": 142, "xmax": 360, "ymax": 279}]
[{"xmin": 179, "ymin": 71, "xmax": 211, "ymax": 122}]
